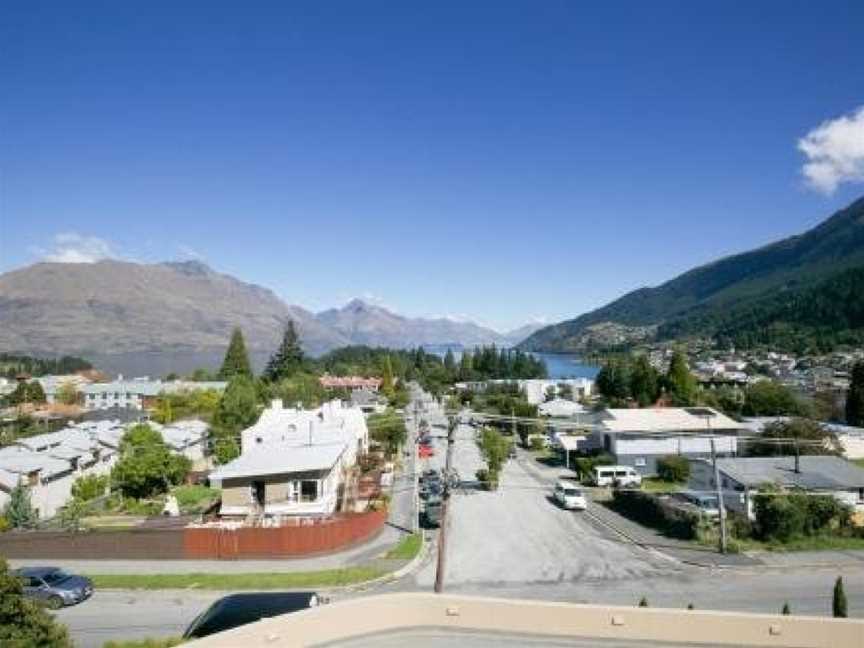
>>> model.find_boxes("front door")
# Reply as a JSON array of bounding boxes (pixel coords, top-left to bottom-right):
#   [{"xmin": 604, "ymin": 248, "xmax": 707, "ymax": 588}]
[{"xmin": 251, "ymin": 481, "xmax": 265, "ymax": 509}]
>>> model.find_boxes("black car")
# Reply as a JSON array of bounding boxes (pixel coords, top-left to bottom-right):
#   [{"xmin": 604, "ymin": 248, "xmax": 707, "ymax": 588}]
[
  {"xmin": 184, "ymin": 592, "xmax": 322, "ymax": 639},
  {"xmin": 14, "ymin": 567, "xmax": 93, "ymax": 609}
]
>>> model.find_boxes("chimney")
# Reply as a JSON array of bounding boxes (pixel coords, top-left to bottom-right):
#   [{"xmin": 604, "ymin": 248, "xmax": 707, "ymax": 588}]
[{"xmin": 271, "ymin": 398, "xmax": 283, "ymax": 410}]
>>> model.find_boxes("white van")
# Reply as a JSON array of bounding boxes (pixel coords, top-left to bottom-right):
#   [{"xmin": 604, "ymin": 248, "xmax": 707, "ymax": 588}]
[
  {"xmin": 553, "ymin": 481, "xmax": 587, "ymax": 510},
  {"xmin": 593, "ymin": 465, "xmax": 642, "ymax": 488}
]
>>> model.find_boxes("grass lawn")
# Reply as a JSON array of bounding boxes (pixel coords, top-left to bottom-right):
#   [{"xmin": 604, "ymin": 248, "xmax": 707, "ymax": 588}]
[
  {"xmin": 739, "ymin": 535, "xmax": 864, "ymax": 553},
  {"xmin": 87, "ymin": 566, "xmax": 386, "ymax": 590},
  {"xmin": 852, "ymin": 459, "xmax": 864, "ymax": 470},
  {"xmin": 384, "ymin": 533, "xmax": 422, "ymax": 560},
  {"xmin": 102, "ymin": 638, "xmax": 183, "ymax": 648},
  {"xmin": 640, "ymin": 477, "xmax": 685, "ymax": 493}
]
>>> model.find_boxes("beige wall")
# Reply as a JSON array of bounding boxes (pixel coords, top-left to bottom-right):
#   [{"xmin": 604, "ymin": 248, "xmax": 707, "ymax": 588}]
[{"xmin": 185, "ymin": 592, "xmax": 863, "ymax": 648}]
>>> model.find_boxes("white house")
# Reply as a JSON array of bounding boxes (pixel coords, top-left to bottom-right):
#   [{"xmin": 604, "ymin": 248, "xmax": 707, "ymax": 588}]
[
  {"xmin": 689, "ymin": 455, "xmax": 864, "ymax": 520},
  {"xmin": 593, "ymin": 407, "xmax": 743, "ymax": 475},
  {"xmin": 209, "ymin": 399, "xmax": 369, "ymax": 521}
]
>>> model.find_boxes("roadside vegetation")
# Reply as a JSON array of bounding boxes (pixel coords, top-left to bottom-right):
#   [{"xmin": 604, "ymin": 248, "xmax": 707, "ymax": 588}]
[
  {"xmin": 384, "ymin": 532, "xmax": 422, "ymax": 560},
  {"xmin": 103, "ymin": 639, "xmax": 183, "ymax": 648},
  {"xmin": 87, "ymin": 566, "xmax": 386, "ymax": 590}
]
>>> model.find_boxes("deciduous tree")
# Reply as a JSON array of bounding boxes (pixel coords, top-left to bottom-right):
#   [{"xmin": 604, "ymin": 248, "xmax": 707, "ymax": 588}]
[{"xmin": 111, "ymin": 425, "xmax": 191, "ymax": 499}]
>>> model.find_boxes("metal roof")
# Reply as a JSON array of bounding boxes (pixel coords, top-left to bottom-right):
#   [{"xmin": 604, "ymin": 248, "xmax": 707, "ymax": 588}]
[
  {"xmin": 209, "ymin": 443, "xmax": 346, "ymax": 480},
  {"xmin": 600, "ymin": 407, "xmax": 742, "ymax": 433},
  {"xmin": 713, "ymin": 456, "xmax": 864, "ymax": 490}
]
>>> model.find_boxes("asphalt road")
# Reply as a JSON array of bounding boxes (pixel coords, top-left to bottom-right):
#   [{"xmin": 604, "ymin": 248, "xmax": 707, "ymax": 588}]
[{"xmin": 411, "ymin": 419, "xmax": 674, "ymax": 588}]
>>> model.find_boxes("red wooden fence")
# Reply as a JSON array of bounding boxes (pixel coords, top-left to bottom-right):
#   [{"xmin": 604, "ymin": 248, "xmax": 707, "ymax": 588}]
[{"xmin": 183, "ymin": 510, "xmax": 387, "ymax": 559}]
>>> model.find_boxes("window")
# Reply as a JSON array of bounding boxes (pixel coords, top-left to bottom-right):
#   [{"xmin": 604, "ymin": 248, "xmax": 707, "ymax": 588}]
[{"xmin": 634, "ymin": 458, "xmax": 646, "ymax": 467}]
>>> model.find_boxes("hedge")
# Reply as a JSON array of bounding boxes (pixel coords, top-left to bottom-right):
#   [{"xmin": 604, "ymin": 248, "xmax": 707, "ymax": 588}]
[{"xmin": 610, "ymin": 490, "xmax": 701, "ymax": 540}]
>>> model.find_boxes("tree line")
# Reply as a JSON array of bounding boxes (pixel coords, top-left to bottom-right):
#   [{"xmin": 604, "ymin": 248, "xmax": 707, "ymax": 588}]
[{"xmin": 0, "ymin": 353, "xmax": 92, "ymax": 379}]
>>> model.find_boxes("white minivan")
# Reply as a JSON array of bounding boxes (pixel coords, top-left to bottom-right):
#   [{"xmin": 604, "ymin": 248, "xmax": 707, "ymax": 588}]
[
  {"xmin": 593, "ymin": 465, "xmax": 642, "ymax": 488},
  {"xmin": 553, "ymin": 480, "xmax": 588, "ymax": 510}
]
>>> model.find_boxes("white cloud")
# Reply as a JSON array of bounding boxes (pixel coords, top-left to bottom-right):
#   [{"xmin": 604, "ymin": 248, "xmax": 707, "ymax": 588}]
[
  {"xmin": 35, "ymin": 233, "xmax": 118, "ymax": 263},
  {"xmin": 798, "ymin": 106, "xmax": 864, "ymax": 194},
  {"xmin": 177, "ymin": 243, "xmax": 205, "ymax": 261}
]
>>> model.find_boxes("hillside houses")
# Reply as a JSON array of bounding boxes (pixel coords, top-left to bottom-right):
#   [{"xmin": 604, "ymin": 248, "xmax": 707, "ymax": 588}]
[{"xmin": 209, "ymin": 399, "xmax": 369, "ymax": 522}]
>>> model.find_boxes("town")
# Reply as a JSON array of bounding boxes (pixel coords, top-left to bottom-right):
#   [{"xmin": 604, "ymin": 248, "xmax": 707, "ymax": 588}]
[{"xmin": 1, "ymin": 320, "xmax": 864, "ymax": 646}]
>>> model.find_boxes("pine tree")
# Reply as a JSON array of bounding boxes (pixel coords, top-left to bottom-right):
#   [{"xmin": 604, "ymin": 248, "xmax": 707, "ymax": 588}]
[
  {"xmin": 381, "ymin": 356, "xmax": 395, "ymax": 397},
  {"xmin": 833, "ymin": 576, "xmax": 848, "ymax": 618},
  {"xmin": 666, "ymin": 350, "xmax": 698, "ymax": 406},
  {"xmin": 4, "ymin": 484, "xmax": 37, "ymax": 529},
  {"xmin": 219, "ymin": 328, "xmax": 253, "ymax": 380},
  {"xmin": 782, "ymin": 602, "xmax": 790, "ymax": 615},
  {"xmin": 263, "ymin": 321, "xmax": 304, "ymax": 382},
  {"xmin": 846, "ymin": 361, "xmax": 864, "ymax": 426},
  {"xmin": 443, "ymin": 349, "xmax": 456, "ymax": 375}
]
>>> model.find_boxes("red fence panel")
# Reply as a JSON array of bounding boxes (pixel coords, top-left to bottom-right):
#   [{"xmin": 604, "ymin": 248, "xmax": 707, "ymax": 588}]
[{"xmin": 183, "ymin": 510, "xmax": 387, "ymax": 560}]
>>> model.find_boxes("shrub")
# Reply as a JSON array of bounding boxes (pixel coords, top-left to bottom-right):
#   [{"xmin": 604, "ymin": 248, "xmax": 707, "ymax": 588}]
[
  {"xmin": 71, "ymin": 474, "xmax": 109, "ymax": 502},
  {"xmin": 611, "ymin": 490, "xmax": 700, "ymax": 540},
  {"xmin": 0, "ymin": 558, "xmax": 72, "ymax": 646},
  {"xmin": 753, "ymin": 491, "xmax": 851, "ymax": 542},
  {"xmin": 529, "ymin": 436, "xmax": 546, "ymax": 452},
  {"xmin": 656, "ymin": 455, "xmax": 690, "ymax": 483}
]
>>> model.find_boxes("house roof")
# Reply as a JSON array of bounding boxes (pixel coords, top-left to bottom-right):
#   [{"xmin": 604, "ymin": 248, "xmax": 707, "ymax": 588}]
[
  {"xmin": 0, "ymin": 446, "xmax": 72, "ymax": 478},
  {"xmin": 600, "ymin": 407, "xmax": 742, "ymax": 433},
  {"xmin": 210, "ymin": 442, "xmax": 346, "ymax": 480},
  {"xmin": 539, "ymin": 398, "xmax": 585, "ymax": 418},
  {"xmin": 713, "ymin": 456, "xmax": 864, "ymax": 490}
]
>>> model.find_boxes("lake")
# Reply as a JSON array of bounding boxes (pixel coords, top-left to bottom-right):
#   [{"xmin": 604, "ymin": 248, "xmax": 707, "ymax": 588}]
[{"xmin": 531, "ymin": 353, "xmax": 600, "ymax": 380}]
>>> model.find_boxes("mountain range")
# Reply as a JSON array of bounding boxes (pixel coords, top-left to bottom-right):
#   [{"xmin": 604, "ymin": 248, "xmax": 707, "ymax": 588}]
[
  {"xmin": 0, "ymin": 259, "xmax": 537, "ymax": 375},
  {"xmin": 521, "ymin": 195, "xmax": 864, "ymax": 354}
]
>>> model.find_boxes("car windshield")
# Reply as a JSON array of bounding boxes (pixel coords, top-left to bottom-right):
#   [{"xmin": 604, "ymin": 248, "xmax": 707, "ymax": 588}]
[
  {"xmin": 42, "ymin": 570, "xmax": 69, "ymax": 584},
  {"xmin": 564, "ymin": 489, "xmax": 581, "ymax": 496}
]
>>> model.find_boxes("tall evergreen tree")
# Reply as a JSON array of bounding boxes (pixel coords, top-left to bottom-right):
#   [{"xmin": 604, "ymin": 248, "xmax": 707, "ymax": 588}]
[
  {"xmin": 443, "ymin": 348, "xmax": 456, "ymax": 374},
  {"xmin": 665, "ymin": 350, "xmax": 698, "ymax": 406},
  {"xmin": 630, "ymin": 355, "xmax": 660, "ymax": 407},
  {"xmin": 846, "ymin": 361, "xmax": 864, "ymax": 426},
  {"xmin": 833, "ymin": 576, "xmax": 848, "ymax": 618},
  {"xmin": 381, "ymin": 355, "xmax": 395, "ymax": 397},
  {"xmin": 3, "ymin": 484, "xmax": 37, "ymax": 529},
  {"xmin": 212, "ymin": 375, "xmax": 259, "ymax": 464},
  {"xmin": 219, "ymin": 328, "xmax": 253, "ymax": 380},
  {"xmin": 263, "ymin": 320, "xmax": 304, "ymax": 382}
]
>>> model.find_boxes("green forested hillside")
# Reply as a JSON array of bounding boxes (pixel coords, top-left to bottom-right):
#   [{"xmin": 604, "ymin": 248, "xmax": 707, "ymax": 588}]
[{"xmin": 520, "ymin": 196, "xmax": 864, "ymax": 353}]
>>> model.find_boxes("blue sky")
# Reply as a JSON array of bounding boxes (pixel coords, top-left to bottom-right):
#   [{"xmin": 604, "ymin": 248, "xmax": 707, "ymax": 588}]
[{"xmin": 2, "ymin": 1, "xmax": 863, "ymax": 331}]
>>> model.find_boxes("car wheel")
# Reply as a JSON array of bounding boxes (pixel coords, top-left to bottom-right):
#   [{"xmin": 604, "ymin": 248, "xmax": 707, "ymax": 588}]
[{"xmin": 46, "ymin": 595, "xmax": 65, "ymax": 610}]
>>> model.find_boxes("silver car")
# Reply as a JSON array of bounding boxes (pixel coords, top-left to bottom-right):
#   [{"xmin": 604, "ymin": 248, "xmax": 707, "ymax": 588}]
[{"xmin": 14, "ymin": 566, "xmax": 94, "ymax": 609}]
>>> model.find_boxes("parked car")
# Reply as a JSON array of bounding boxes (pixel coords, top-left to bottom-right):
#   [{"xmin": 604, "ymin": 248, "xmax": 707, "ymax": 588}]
[
  {"xmin": 553, "ymin": 481, "xmax": 588, "ymax": 510},
  {"xmin": 675, "ymin": 490, "xmax": 720, "ymax": 518},
  {"xmin": 421, "ymin": 480, "xmax": 444, "ymax": 501},
  {"xmin": 13, "ymin": 567, "xmax": 93, "ymax": 609},
  {"xmin": 419, "ymin": 445, "xmax": 435, "ymax": 458},
  {"xmin": 593, "ymin": 465, "xmax": 642, "ymax": 488},
  {"xmin": 184, "ymin": 592, "xmax": 322, "ymax": 640},
  {"xmin": 422, "ymin": 500, "xmax": 443, "ymax": 527}
]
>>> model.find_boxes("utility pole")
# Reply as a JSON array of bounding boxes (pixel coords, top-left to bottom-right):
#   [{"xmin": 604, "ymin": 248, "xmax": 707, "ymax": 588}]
[
  {"xmin": 434, "ymin": 415, "xmax": 456, "ymax": 594},
  {"xmin": 710, "ymin": 437, "xmax": 728, "ymax": 554}
]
